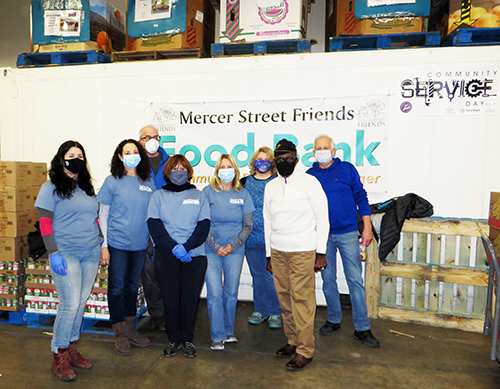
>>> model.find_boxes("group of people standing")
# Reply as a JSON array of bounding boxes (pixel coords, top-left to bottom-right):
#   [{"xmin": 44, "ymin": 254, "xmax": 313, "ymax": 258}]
[{"xmin": 35, "ymin": 127, "xmax": 379, "ymax": 381}]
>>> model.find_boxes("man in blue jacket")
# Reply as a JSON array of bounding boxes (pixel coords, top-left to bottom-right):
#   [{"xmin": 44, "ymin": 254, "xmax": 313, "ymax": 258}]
[
  {"xmin": 139, "ymin": 125, "xmax": 170, "ymax": 330},
  {"xmin": 307, "ymin": 135, "xmax": 380, "ymax": 348}
]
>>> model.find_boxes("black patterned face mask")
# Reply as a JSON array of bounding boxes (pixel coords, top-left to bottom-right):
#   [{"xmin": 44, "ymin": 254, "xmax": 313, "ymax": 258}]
[{"xmin": 64, "ymin": 158, "xmax": 85, "ymax": 174}]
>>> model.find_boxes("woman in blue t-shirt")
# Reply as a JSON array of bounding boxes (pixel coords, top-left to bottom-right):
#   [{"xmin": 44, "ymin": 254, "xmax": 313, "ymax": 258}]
[
  {"xmin": 240, "ymin": 147, "xmax": 282, "ymax": 329},
  {"xmin": 35, "ymin": 141, "xmax": 100, "ymax": 382},
  {"xmin": 97, "ymin": 139, "xmax": 155, "ymax": 356},
  {"xmin": 203, "ymin": 154, "xmax": 255, "ymax": 351},
  {"xmin": 147, "ymin": 154, "xmax": 210, "ymax": 358}
]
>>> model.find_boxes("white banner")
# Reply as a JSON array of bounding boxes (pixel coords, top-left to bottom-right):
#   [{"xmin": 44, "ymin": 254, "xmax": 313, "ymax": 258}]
[
  {"xmin": 144, "ymin": 97, "xmax": 388, "ymax": 193},
  {"xmin": 395, "ymin": 65, "xmax": 500, "ymax": 115}
]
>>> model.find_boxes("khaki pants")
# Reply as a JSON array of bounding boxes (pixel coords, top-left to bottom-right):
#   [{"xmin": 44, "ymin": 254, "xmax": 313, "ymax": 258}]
[{"xmin": 271, "ymin": 249, "xmax": 316, "ymax": 358}]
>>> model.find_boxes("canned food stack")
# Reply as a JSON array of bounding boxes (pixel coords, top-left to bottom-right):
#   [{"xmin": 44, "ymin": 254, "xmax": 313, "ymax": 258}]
[
  {"xmin": 25, "ymin": 262, "xmax": 145, "ymax": 319},
  {"xmin": 0, "ymin": 161, "xmax": 47, "ymax": 312}
]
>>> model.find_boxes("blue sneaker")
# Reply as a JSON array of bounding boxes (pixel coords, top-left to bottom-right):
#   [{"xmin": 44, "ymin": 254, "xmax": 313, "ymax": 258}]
[
  {"xmin": 248, "ymin": 312, "xmax": 270, "ymax": 325},
  {"xmin": 268, "ymin": 315, "xmax": 282, "ymax": 329}
]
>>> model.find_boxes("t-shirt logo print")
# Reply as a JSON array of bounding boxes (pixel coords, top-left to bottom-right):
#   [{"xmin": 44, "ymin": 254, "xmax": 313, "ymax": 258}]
[
  {"xmin": 139, "ymin": 185, "xmax": 153, "ymax": 192},
  {"xmin": 230, "ymin": 198, "xmax": 244, "ymax": 204},
  {"xmin": 183, "ymin": 199, "xmax": 200, "ymax": 205}
]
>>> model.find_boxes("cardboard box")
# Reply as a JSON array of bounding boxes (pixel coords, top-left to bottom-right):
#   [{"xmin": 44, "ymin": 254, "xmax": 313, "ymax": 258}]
[
  {"xmin": 0, "ymin": 237, "xmax": 28, "ymax": 262},
  {"xmin": 219, "ymin": 0, "xmax": 309, "ymax": 43},
  {"xmin": 31, "ymin": 0, "xmax": 126, "ymax": 52},
  {"xmin": 30, "ymin": 163, "xmax": 48, "ymax": 186},
  {"xmin": 127, "ymin": 0, "xmax": 215, "ymax": 52},
  {"xmin": 0, "ymin": 162, "xmax": 32, "ymax": 187},
  {"xmin": 488, "ymin": 192, "xmax": 500, "ymax": 258},
  {"xmin": 0, "ymin": 211, "xmax": 37, "ymax": 238},
  {"xmin": 26, "ymin": 185, "xmax": 42, "ymax": 213},
  {"xmin": 0, "ymin": 186, "xmax": 30, "ymax": 213},
  {"xmin": 0, "ymin": 162, "xmax": 47, "ymax": 187},
  {"xmin": 355, "ymin": 0, "xmax": 432, "ymax": 18},
  {"xmin": 448, "ymin": 0, "xmax": 500, "ymax": 34},
  {"xmin": 327, "ymin": 0, "xmax": 424, "ymax": 38}
]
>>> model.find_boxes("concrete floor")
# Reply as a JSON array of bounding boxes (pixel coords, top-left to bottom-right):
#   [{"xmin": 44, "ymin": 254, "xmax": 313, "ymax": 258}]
[{"xmin": 0, "ymin": 300, "xmax": 499, "ymax": 389}]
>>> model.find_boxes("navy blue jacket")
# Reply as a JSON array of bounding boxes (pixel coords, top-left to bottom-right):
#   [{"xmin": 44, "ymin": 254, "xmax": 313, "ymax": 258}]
[{"xmin": 150, "ymin": 146, "xmax": 170, "ymax": 190}]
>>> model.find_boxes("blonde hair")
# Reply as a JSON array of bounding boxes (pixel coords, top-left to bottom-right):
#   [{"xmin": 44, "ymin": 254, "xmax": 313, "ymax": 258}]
[
  {"xmin": 314, "ymin": 134, "xmax": 335, "ymax": 149},
  {"xmin": 248, "ymin": 146, "xmax": 277, "ymax": 176},
  {"xmin": 210, "ymin": 154, "xmax": 243, "ymax": 192}
]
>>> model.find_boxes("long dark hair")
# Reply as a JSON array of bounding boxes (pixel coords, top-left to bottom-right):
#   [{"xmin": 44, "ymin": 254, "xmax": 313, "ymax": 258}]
[
  {"xmin": 49, "ymin": 140, "xmax": 95, "ymax": 199},
  {"xmin": 110, "ymin": 139, "xmax": 151, "ymax": 182}
]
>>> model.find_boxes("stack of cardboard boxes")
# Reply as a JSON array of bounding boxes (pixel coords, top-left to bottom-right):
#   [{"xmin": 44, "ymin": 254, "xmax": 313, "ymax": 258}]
[
  {"xmin": 30, "ymin": 0, "xmax": 126, "ymax": 53},
  {"xmin": 126, "ymin": 0, "xmax": 216, "ymax": 53},
  {"xmin": 0, "ymin": 161, "xmax": 47, "ymax": 312}
]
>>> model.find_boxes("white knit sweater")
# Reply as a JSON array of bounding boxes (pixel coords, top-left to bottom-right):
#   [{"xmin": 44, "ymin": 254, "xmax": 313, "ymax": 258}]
[{"xmin": 263, "ymin": 170, "xmax": 329, "ymax": 257}]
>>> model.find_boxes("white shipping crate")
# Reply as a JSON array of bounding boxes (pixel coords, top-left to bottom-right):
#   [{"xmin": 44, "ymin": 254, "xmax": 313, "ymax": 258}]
[{"xmin": 219, "ymin": 0, "xmax": 309, "ymax": 43}]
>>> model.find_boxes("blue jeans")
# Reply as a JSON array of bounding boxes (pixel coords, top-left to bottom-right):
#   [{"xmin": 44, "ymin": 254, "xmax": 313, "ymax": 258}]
[
  {"xmin": 245, "ymin": 245, "xmax": 281, "ymax": 316},
  {"xmin": 205, "ymin": 251, "xmax": 244, "ymax": 342},
  {"xmin": 108, "ymin": 246, "xmax": 147, "ymax": 325},
  {"xmin": 50, "ymin": 244, "xmax": 100, "ymax": 353},
  {"xmin": 322, "ymin": 230, "xmax": 370, "ymax": 331}
]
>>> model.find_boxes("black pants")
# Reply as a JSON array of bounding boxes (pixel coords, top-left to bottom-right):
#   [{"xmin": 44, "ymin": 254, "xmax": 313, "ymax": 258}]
[
  {"xmin": 141, "ymin": 240, "xmax": 164, "ymax": 319},
  {"xmin": 153, "ymin": 248, "xmax": 207, "ymax": 344}
]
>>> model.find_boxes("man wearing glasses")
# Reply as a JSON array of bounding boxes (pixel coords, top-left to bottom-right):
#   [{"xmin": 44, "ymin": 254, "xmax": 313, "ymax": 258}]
[
  {"xmin": 263, "ymin": 139, "xmax": 329, "ymax": 371},
  {"xmin": 307, "ymin": 135, "xmax": 379, "ymax": 349},
  {"xmin": 138, "ymin": 125, "xmax": 170, "ymax": 331}
]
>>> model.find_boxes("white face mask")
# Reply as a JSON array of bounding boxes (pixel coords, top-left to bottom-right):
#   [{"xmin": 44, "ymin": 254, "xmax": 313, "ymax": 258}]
[
  {"xmin": 315, "ymin": 149, "xmax": 333, "ymax": 165},
  {"xmin": 145, "ymin": 138, "xmax": 159, "ymax": 154}
]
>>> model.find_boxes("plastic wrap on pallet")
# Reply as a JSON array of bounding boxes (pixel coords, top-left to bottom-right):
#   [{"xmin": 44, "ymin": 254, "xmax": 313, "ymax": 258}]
[
  {"xmin": 127, "ymin": 0, "xmax": 185, "ymax": 38},
  {"xmin": 31, "ymin": 0, "xmax": 125, "ymax": 51}
]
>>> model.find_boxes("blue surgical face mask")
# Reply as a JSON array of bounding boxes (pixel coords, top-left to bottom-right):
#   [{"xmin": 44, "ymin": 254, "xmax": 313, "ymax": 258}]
[
  {"xmin": 123, "ymin": 154, "xmax": 141, "ymax": 169},
  {"xmin": 218, "ymin": 168, "xmax": 235, "ymax": 184},
  {"xmin": 170, "ymin": 170, "xmax": 188, "ymax": 186},
  {"xmin": 254, "ymin": 160, "xmax": 272, "ymax": 173}
]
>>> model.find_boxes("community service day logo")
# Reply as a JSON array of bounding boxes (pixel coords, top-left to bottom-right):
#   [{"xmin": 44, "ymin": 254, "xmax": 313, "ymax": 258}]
[
  {"xmin": 397, "ymin": 67, "xmax": 499, "ymax": 115},
  {"xmin": 152, "ymin": 106, "xmax": 177, "ymax": 132}
]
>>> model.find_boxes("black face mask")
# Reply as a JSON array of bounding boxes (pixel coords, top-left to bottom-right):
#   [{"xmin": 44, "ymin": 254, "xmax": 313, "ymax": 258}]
[
  {"xmin": 64, "ymin": 158, "xmax": 86, "ymax": 174},
  {"xmin": 276, "ymin": 160, "xmax": 296, "ymax": 177}
]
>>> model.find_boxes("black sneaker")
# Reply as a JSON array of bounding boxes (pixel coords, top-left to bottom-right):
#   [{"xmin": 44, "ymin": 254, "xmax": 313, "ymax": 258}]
[
  {"xmin": 319, "ymin": 321, "xmax": 341, "ymax": 336},
  {"xmin": 163, "ymin": 342, "xmax": 181, "ymax": 357},
  {"xmin": 353, "ymin": 329, "xmax": 380, "ymax": 348},
  {"xmin": 183, "ymin": 342, "xmax": 197, "ymax": 358}
]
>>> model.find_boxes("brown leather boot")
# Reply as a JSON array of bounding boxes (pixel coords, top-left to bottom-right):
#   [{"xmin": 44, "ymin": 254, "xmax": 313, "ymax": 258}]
[
  {"xmin": 112, "ymin": 321, "xmax": 132, "ymax": 356},
  {"xmin": 67, "ymin": 340, "xmax": 92, "ymax": 369},
  {"xmin": 52, "ymin": 347, "xmax": 76, "ymax": 381},
  {"xmin": 125, "ymin": 316, "xmax": 150, "ymax": 347}
]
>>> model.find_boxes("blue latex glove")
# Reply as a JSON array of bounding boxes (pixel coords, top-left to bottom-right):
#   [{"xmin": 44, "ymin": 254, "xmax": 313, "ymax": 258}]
[
  {"xmin": 179, "ymin": 254, "xmax": 192, "ymax": 263},
  {"xmin": 172, "ymin": 244, "xmax": 188, "ymax": 259},
  {"xmin": 50, "ymin": 253, "xmax": 68, "ymax": 276}
]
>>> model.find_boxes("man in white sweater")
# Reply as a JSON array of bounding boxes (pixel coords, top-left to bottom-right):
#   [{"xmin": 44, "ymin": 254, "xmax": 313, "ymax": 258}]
[{"xmin": 264, "ymin": 139, "xmax": 329, "ymax": 371}]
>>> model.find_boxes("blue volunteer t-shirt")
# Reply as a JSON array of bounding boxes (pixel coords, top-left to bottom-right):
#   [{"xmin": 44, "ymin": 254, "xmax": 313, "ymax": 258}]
[
  {"xmin": 147, "ymin": 188, "xmax": 210, "ymax": 257},
  {"xmin": 35, "ymin": 181, "xmax": 100, "ymax": 250},
  {"xmin": 202, "ymin": 186, "xmax": 255, "ymax": 253},
  {"xmin": 97, "ymin": 175, "xmax": 155, "ymax": 251}
]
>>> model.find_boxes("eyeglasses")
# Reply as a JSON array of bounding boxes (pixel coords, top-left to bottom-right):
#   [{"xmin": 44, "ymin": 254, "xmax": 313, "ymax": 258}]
[
  {"xmin": 140, "ymin": 135, "xmax": 160, "ymax": 142},
  {"xmin": 276, "ymin": 157, "xmax": 296, "ymax": 164}
]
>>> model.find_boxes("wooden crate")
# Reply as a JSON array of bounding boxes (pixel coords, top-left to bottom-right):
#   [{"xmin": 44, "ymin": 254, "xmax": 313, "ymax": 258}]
[{"xmin": 365, "ymin": 218, "xmax": 489, "ymax": 333}]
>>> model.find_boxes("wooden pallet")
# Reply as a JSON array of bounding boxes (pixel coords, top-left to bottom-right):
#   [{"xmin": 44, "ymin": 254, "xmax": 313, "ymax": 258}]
[
  {"xmin": 330, "ymin": 32, "xmax": 440, "ymax": 51},
  {"xmin": 211, "ymin": 39, "xmax": 316, "ymax": 57},
  {"xmin": 26, "ymin": 307, "xmax": 147, "ymax": 335},
  {"xmin": 442, "ymin": 27, "xmax": 500, "ymax": 47},
  {"xmin": 17, "ymin": 50, "xmax": 111, "ymax": 68},
  {"xmin": 0, "ymin": 309, "xmax": 27, "ymax": 325},
  {"xmin": 113, "ymin": 48, "xmax": 203, "ymax": 62}
]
